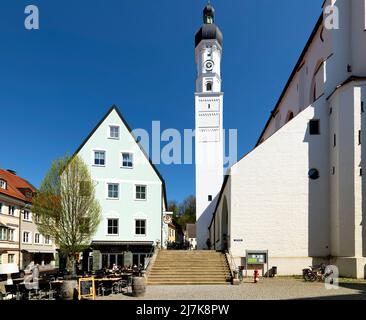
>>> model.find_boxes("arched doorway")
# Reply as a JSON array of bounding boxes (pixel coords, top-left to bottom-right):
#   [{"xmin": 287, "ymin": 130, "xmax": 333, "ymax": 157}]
[{"xmin": 221, "ymin": 197, "xmax": 229, "ymax": 251}]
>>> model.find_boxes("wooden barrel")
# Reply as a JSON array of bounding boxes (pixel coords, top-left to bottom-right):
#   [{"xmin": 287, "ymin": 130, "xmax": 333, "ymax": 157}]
[
  {"xmin": 60, "ymin": 280, "xmax": 78, "ymax": 300},
  {"xmin": 132, "ymin": 277, "xmax": 146, "ymax": 297}
]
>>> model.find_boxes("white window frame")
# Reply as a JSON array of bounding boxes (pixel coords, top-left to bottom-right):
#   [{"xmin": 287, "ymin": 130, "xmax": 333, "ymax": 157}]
[
  {"xmin": 23, "ymin": 231, "xmax": 32, "ymax": 244},
  {"xmin": 34, "ymin": 233, "xmax": 41, "ymax": 244},
  {"xmin": 8, "ymin": 254, "xmax": 15, "ymax": 264},
  {"xmin": 9, "ymin": 206, "xmax": 16, "ymax": 216},
  {"xmin": 0, "ymin": 227, "xmax": 7, "ymax": 241},
  {"xmin": 93, "ymin": 150, "xmax": 106, "ymax": 167},
  {"xmin": 135, "ymin": 185, "xmax": 147, "ymax": 201},
  {"xmin": 0, "ymin": 179, "xmax": 6, "ymax": 190},
  {"xmin": 108, "ymin": 125, "xmax": 120, "ymax": 139},
  {"xmin": 23, "ymin": 210, "xmax": 31, "ymax": 221},
  {"xmin": 106, "ymin": 183, "xmax": 119, "ymax": 200},
  {"xmin": 121, "ymin": 152, "xmax": 134, "ymax": 169},
  {"xmin": 44, "ymin": 235, "xmax": 51, "ymax": 245},
  {"xmin": 8, "ymin": 228, "xmax": 15, "ymax": 242},
  {"xmin": 135, "ymin": 219, "xmax": 147, "ymax": 237},
  {"xmin": 106, "ymin": 218, "xmax": 119, "ymax": 236}
]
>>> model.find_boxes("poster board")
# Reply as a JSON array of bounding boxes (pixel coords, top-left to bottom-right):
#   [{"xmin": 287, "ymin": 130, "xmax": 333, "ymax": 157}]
[
  {"xmin": 78, "ymin": 277, "xmax": 96, "ymax": 300},
  {"xmin": 245, "ymin": 250, "xmax": 269, "ymax": 277}
]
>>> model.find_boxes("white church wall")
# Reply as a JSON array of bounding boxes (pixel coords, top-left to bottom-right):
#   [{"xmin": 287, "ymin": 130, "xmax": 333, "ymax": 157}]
[
  {"xmin": 261, "ymin": 21, "xmax": 331, "ymax": 142},
  {"xmin": 350, "ymin": 0, "xmax": 366, "ymax": 76},
  {"xmin": 227, "ymin": 96, "xmax": 330, "ymax": 275},
  {"xmin": 329, "ymin": 85, "xmax": 357, "ymax": 257},
  {"xmin": 325, "ymin": 0, "xmax": 352, "ymax": 92}
]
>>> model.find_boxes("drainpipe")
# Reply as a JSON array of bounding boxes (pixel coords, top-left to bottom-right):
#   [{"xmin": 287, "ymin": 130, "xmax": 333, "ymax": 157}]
[{"xmin": 18, "ymin": 205, "xmax": 21, "ymax": 269}]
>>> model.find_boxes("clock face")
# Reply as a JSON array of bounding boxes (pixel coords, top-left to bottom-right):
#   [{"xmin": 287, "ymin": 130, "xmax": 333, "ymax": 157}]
[
  {"xmin": 205, "ymin": 60, "xmax": 214, "ymax": 71},
  {"xmin": 163, "ymin": 215, "xmax": 172, "ymax": 224}
]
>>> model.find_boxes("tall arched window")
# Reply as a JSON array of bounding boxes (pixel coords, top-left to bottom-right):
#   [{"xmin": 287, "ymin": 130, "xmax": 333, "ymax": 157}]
[
  {"xmin": 286, "ymin": 111, "xmax": 294, "ymax": 123},
  {"xmin": 206, "ymin": 82, "xmax": 212, "ymax": 91},
  {"xmin": 310, "ymin": 59, "xmax": 325, "ymax": 104}
]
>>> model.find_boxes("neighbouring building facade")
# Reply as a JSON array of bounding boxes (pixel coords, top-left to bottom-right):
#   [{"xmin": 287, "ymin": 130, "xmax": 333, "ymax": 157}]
[
  {"xmin": 206, "ymin": 0, "xmax": 366, "ymax": 278},
  {"xmin": 0, "ymin": 169, "xmax": 56, "ymax": 269},
  {"xmin": 185, "ymin": 224, "xmax": 197, "ymax": 250},
  {"xmin": 73, "ymin": 106, "xmax": 168, "ymax": 270}
]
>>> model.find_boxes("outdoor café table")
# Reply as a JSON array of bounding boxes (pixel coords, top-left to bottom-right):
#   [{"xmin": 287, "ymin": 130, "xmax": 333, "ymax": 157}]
[
  {"xmin": 94, "ymin": 277, "xmax": 122, "ymax": 282},
  {"xmin": 50, "ymin": 280, "xmax": 64, "ymax": 284}
]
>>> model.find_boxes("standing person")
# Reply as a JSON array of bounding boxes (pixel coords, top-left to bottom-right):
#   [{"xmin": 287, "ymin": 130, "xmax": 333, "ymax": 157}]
[{"xmin": 206, "ymin": 238, "xmax": 211, "ymax": 250}]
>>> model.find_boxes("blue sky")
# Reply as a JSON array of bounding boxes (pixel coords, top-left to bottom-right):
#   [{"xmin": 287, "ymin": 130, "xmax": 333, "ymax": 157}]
[{"xmin": 0, "ymin": 0, "xmax": 321, "ymax": 202}]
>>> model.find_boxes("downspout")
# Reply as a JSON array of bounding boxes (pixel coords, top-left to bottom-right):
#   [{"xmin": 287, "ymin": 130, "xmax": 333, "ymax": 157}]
[
  {"xmin": 18, "ymin": 206, "xmax": 22, "ymax": 269},
  {"xmin": 18, "ymin": 203, "xmax": 28, "ymax": 270}
]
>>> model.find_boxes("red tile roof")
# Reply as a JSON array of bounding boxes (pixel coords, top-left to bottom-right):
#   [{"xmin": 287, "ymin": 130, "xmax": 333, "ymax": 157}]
[{"xmin": 0, "ymin": 169, "xmax": 36, "ymax": 203}]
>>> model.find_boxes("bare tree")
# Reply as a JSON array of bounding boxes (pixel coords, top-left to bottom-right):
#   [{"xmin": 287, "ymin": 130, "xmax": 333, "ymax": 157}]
[{"xmin": 32, "ymin": 154, "xmax": 101, "ymax": 277}]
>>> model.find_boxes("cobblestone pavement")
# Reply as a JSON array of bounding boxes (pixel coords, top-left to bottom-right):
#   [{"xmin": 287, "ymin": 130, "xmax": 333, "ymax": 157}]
[{"xmin": 96, "ymin": 278, "xmax": 366, "ymax": 300}]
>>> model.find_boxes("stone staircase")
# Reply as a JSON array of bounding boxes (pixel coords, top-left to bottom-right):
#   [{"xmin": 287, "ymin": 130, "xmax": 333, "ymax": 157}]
[{"xmin": 147, "ymin": 250, "xmax": 232, "ymax": 285}]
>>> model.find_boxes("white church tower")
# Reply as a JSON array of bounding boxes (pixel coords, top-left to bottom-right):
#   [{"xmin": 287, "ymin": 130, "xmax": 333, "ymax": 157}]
[{"xmin": 195, "ymin": 3, "xmax": 224, "ymax": 249}]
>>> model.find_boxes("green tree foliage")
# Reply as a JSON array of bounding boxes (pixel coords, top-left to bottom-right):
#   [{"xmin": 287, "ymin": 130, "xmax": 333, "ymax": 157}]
[
  {"xmin": 32, "ymin": 154, "xmax": 101, "ymax": 276},
  {"xmin": 168, "ymin": 196, "xmax": 196, "ymax": 228}
]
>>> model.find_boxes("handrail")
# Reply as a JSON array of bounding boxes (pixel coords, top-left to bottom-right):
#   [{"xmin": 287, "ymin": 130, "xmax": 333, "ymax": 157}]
[
  {"xmin": 143, "ymin": 243, "xmax": 160, "ymax": 278},
  {"xmin": 225, "ymin": 250, "xmax": 238, "ymax": 280},
  {"xmin": 144, "ymin": 243, "xmax": 156, "ymax": 270}
]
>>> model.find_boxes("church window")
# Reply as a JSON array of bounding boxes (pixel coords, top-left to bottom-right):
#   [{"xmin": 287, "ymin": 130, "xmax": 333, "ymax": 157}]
[
  {"xmin": 309, "ymin": 120, "xmax": 320, "ymax": 135},
  {"xmin": 364, "ymin": 0, "xmax": 366, "ymax": 30},
  {"xmin": 333, "ymin": 134, "xmax": 337, "ymax": 147},
  {"xmin": 332, "ymin": 167, "xmax": 336, "ymax": 175},
  {"xmin": 308, "ymin": 168, "xmax": 320, "ymax": 180},
  {"xmin": 285, "ymin": 111, "xmax": 294, "ymax": 123},
  {"xmin": 208, "ymin": 195, "xmax": 213, "ymax": 201},
  {"xmin": 329, "ymin": 107, "xmax": 333, "ymax": 115},
  {"xmin": 360, "ymin": 168, "xmax": 363, "ymax": 177},
  {"xmin": 361, "ymin": 101, "xmax": 364, "ymax": 113},
  {"xmin": 310, "ymin": 60, "xmax": 325, "ymax": 103},
  {"xmin": 359, "ymin": 130, "xmax": 362, "ymax": 145},
  {"xmin": 206, "ymin": 82, "xmax": 213, "ymax": 91}
]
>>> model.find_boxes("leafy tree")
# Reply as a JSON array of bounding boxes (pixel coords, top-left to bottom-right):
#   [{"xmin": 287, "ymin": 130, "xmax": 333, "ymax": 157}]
[
  {"xmin": 32, "ymin": 154, "xmax": 101, "ymax": 277},
  {"xmin": 168, "ymin": 196, "xmax": 196, "ymax": 228},
  {"xmin": 167, "ymin": 200, "xmax": 180, "ymax": 225},
  {"xmin": 179, "ymin": 195, "xmax": 196, "ymax": 223}
]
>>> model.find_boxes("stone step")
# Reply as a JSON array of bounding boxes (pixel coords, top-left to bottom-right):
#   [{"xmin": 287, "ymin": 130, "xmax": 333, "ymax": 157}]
[
  {"xmin": 147, "ymin": 281, "xmax": 231, "ymax": 285},
  {"xmin": 146, "ymin": 250, "xmax": 232, "ymax": 285}
]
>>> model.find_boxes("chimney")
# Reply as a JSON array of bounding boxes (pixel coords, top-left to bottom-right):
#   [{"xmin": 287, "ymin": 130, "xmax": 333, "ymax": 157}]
[{"xmin": 7, "ymin": 169, "xmax": 16, "ymax": 175}]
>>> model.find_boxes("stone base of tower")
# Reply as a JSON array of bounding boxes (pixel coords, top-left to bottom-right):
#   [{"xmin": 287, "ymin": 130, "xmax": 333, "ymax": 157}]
[
  {"xmin": 196, "ymin": 196, "xmax": 219, "ymax": 250},
  {"xmin": 330, "ymin": 257, "xmax": 366, "ymax": 279}
]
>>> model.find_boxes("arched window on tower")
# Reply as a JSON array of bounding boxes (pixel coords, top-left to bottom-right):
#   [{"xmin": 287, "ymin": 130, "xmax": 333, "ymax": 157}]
[
  {"xmin": 286, "ymin": 111, "xmax": 294, "ymax": 123},
  {"xmin": 206, "ymin": 82, "xmax": 213, "ymax": 92}
]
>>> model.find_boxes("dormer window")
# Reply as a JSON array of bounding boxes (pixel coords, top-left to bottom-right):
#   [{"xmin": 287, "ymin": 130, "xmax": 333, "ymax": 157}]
[
  {"xmin": 109, "ymin": 126, "xmax": 120, "ymax": 139},
  {"xmin": 0, "ymin": 179, "xmax": 6, "ymax": 190}
]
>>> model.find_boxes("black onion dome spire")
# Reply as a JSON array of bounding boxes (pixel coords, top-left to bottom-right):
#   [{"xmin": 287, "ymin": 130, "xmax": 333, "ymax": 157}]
[
  {"xmin": 195, "ymin": 3, "xmax": 223, "ymax": 47},
  {"xmin": 203, "ymin": 4, "xmax": 215, "ymax": 23}
]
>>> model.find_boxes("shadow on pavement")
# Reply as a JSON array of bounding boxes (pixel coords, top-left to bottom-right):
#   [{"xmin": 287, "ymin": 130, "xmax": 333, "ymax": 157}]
[{"xmin": 296, "ymin": 282, "xmax": 366, "ymax": 300}]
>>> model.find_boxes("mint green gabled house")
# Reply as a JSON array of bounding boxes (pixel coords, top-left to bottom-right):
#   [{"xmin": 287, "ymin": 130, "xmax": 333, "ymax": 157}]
[{"xmin": 73, "ymin": 105, "xmax": 167, "ymax": 270}]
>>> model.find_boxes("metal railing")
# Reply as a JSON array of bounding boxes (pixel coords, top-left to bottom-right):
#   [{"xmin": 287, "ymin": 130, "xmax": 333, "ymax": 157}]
[
  {"xmin": 143, "ymin": 242, "xmax": 160, "ymax": 278},
  {"xmin": 225, "ymin": 250, "xmax": 238, "ymax": 281}
]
